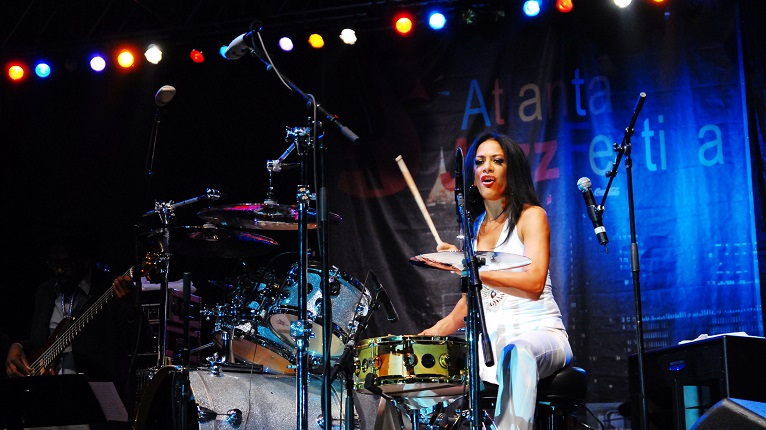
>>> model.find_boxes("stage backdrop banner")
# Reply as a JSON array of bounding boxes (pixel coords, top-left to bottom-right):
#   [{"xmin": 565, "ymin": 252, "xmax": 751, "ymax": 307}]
[{"xmin": 324, "ymin": 1, "xmax": 763, "ymax": 402}]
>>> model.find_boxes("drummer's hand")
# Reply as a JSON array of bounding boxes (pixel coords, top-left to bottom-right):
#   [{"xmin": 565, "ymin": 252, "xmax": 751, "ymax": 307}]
[
  {"xmin": 418, "ymin": 319, "xmax": 454, "ymax": 336},
  {"xmin": 5, "ymin": 343, "xmax": 31, "ymax": 377},
  {"xmin": 437, "ymin": 242, "xmax": 459, "ymax": 252},
  {"xmin": 112, "ymin": 275, "xmax": 135, "ymax": 300}
]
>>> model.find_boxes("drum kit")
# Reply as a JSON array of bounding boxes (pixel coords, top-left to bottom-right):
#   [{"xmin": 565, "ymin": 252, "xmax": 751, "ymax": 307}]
[{"xmin": 133, "ymin": 188, "xmax": 530, "ymax": 429}]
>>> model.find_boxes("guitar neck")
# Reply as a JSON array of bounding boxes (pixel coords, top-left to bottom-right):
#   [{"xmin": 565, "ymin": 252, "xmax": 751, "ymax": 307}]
[{"xmin": 29, "ymin": 267, "xmax": 133, "ymax": 375}]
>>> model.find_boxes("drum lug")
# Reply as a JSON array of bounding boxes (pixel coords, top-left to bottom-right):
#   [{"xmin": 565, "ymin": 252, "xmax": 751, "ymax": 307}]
[
  {"xmin": 198, "ymin": 406, "xmax": 217, "ymax": 423},
  {"xmin": 355, "ymin": 304, "xmax": 369, "ymax": 318},
  {"xmin": 226, "ymin": 408, "xmax": 243, "ymax": 426}
]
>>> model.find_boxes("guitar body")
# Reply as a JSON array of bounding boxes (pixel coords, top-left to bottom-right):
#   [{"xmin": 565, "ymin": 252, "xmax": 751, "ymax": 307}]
[{"xmin": 28, "ymin": 317, "xmax": 74, "ymax": 375}]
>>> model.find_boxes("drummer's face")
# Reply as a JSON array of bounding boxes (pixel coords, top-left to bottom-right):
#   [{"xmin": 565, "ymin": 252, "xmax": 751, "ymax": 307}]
[{"xmin": 474, "ymin": 139, "xmax": 507, "ymax": 202}]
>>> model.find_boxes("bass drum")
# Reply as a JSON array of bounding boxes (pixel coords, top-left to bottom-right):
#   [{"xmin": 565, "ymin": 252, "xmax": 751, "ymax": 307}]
[{"xmin": 135, "ymin": 366, "xmax": 344, "ymax": 429}]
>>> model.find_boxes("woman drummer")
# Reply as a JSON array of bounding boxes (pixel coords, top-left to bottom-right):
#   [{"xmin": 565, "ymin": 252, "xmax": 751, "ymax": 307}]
[{"xmin": 420, "ymin": 132, "xmax": 572, "ymax": 430}]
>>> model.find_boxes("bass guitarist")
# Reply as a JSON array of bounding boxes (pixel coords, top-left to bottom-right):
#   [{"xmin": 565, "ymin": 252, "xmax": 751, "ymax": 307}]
[{"xmin": 5, "ymin": 236, "xmax": 152, "ymax": 426}]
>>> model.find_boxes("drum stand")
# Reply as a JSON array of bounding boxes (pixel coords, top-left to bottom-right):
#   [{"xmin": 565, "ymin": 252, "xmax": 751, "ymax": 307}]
[
  {"xmin": 454, "ymin": 148, "xmax": 494, "ymax": 430},
  {"xmin": 328, "ymin": 271, "xmax": 388, "ymax": 430},
  {"xmin": 238, "ymin": 33, "xmax": 359, "ymax": 429}
]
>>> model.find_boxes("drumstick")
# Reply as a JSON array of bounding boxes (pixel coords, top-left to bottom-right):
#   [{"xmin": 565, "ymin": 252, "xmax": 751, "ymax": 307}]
[{"xmin": 395, "ymin": 155, "xmax": 443, "ymax": 245}]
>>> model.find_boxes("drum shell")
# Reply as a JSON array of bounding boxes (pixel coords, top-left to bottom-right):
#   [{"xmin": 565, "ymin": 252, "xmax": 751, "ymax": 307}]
[
  {"xmin": 353, "ymin": 335, "xmax": 467, "ymax": 403},
  {"xmin": 213, "ymin": 321, "xmax": 295, "ymax": 375},
  {"xmin": 269, "ymin": 263, "xmax": 371, "ymax": 358},
  {"xmin": 135, "ymin": 366, "xmax": 344, "ymax": 429}
]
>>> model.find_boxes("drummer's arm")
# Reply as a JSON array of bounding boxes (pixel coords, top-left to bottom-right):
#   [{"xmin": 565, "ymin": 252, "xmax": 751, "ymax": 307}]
[
  {"xmin": 479, "ymin": 206, "xmax": 550, "ymax": 300},
  {"xmin": 419, "ymin": 295, "xmax": 467, "ymax": 336}
]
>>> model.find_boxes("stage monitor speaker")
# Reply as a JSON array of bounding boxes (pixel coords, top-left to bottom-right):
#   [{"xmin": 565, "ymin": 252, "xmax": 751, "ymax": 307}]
[
  {"xmin": 0, "ymin": 374, "xmax": 108, "ymax": 428},
  {"xmin": 690, "ymin": 398, "xmax": 766, "ymax": 430}
]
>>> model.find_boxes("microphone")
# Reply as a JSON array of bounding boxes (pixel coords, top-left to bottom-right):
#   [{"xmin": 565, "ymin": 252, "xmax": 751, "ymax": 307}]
[
  {"xmin": 368, "ymin": 271, "xmax": 398, "ymax": 323},
  {"xmin": 223, "ymin": 31, "xmax": 261, "ymax": 60},
  {"xmin": 577, "ymin": 177, "xmax": 609, "ymax": 246},
  {"xmin": 454, "ymin": 147, "xmax": 464, "ymax": 223},
  {"xmin": 154, "ymin": 85, "xmax": 176, "ymax": 107}
]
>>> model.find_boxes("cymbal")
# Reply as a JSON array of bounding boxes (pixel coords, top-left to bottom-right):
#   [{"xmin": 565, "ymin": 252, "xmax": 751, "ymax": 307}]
[
  {"xmin": 410, "ymin": 251, "xmax": 531, "ymax": 272},
  {"xmin": 197, "ymin": 203, "xmax": 342, "ymax": 231},
  {"xmin": 140, "ymin": 225, "xmax": 278, "ymax": 258}
]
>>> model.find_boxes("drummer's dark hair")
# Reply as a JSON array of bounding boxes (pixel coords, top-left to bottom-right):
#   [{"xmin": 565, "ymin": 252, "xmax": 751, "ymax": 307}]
[{"xmin": 463, "ymin": 132, "xmax": 541, "ymax": 245}]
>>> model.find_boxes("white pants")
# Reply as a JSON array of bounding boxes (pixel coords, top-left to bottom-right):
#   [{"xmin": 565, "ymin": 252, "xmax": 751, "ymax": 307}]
[{"xmin": 486, "ymin": 328, "xmax": 572, "ymax": 430}]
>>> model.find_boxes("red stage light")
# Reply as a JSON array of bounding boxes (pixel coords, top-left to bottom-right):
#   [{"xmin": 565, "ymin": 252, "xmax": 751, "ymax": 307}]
[
  {"xmin": 190, "ymin": 49, "xmax": 205, "ymax": 63},
  {"xmin": 557, "ymin": 0, "xmax": 574, "ymax": 13}
]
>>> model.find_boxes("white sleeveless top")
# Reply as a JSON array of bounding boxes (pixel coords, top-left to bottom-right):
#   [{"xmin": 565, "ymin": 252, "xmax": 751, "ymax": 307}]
[{"xmin": 473, "ymin": 212, "xmax": 566, "ymax": 333}]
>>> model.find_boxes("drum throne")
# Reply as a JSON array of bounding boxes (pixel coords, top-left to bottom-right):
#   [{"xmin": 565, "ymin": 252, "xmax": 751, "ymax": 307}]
[{"xmin": 480, "ymin": 365, "xmax": 589, "ymax": 430}]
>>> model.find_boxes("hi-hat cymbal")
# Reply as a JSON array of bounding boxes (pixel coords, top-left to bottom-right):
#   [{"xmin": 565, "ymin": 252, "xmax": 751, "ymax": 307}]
[
  {"xmin": 410, "ymin": 251, "xmax": 532, "ymax": 272},
  {"xmin": 140, "ymin": 225, "xmax": 278, "ymax": 258},
  {"xmin": 197, "ymin": 203, "xmax": 342, "ymax": 231}
]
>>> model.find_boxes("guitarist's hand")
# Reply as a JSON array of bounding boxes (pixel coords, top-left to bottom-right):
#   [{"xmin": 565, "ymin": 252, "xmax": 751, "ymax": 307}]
[
  {"xmin": 5, "ymin": 343, "xmax": 32, "ymax": 377},
  {"xmin": 113, "ymin": 275, "xmax": 135, "ymax": 300}
]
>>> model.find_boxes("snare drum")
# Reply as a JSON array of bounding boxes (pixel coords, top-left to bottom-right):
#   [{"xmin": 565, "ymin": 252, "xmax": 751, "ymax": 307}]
[
  {"xmin": 354, "ymin": 335, "xmax": 467, "ymax": 406},
  {"xmin": 268, "ymin": 262, "xmax": 371, "ymax": 360}
]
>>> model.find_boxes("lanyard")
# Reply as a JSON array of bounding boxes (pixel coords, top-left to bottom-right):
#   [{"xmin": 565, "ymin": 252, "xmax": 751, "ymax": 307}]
[{"xmin": 61, "ymin": 289, "xmax": 77, "ymax": 318}]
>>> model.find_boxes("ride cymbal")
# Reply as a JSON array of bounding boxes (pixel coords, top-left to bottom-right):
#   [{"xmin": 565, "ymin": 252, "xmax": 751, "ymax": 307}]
[{"xmin": 197, "ymin": 202, "xmax": 342, "ymax": 230}]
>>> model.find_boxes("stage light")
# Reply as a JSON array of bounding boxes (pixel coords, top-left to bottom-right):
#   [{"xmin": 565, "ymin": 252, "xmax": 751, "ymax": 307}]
[
  {"xmin": 90, "ymin": 55, "xmax": 106, "ymax": 72},
  {"xmin": 34, "ymin": 62, "xmax": 51, "ymax": 78},
  {"xmin": 556, "ymin": 0, "xmax": 574, "ymax": 13},
  {"xmin": 394, "ymin": 13, "xmax": 414, "ymax": 35},
  {"xmin": 190, "ymin": 49, "xmax": 205, "ymax": 63},
  {"xmin": 279, "ymin": 37, "xmax": 294, "ymax": 51},
  {"xmin": 614, "ymin": 0, "xmax": 632, "ymax": 7},
  {"xmin": 308, "ymin": 34, "xmax": 325, "ymax": 49},
  {"xmin": 8, "ymin": 64, "xmax": 26, "ymax": 81},
  {"xmin": 523, "ymin": 0, "xmax": 542, "ymax": 16},
  {"xmin": 117, "ymin": 50, "xmax": 135, "ymax": 68},
  {"xmin": 145, "ymin": 44, "xmax": 162, "ymax": 64},
  {"xmin": 428, "ymin": 11, "xmax": 447, "ymax": 30},
  {"xmin": 339, "ymin": 29, "xmax": 357, "ymax": 45}
]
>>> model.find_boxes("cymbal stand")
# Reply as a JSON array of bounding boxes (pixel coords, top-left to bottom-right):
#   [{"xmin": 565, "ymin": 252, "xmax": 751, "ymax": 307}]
[
  {"xmin": 140, "ymin": 189, "xmax": 221, "ymax": 369},
  {"xmin": 149, "ymin": 201, "xmax": 174, "ymax": 369},
  {"xmin": 265, "ymin": 137, "xmax": 297, "ymax": 205},
  {"xmin": 237, "ymin": 31, "xmax": 360, "ymax": 430},
  {"xmin": 454, "ymin": 148, "xmax": 494, "ymax": 430}
]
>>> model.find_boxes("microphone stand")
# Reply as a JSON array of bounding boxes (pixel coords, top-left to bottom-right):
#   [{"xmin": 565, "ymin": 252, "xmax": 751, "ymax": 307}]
[
  {"xmin": 598, "ymin": 92, "xmax": 647, "ymax": 430},
  {"xmin": 239, "ymin": 39, "xmax": 360, "ymax": 430},
  {"xmin": 454, "ymin": 148, "xmax": 494, "ymax": 430}
]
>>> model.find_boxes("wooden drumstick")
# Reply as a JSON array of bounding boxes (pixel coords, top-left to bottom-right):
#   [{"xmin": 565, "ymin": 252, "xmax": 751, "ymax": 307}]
[{"xmin": 395, "ymin": 155, "xmax": 443, "ymax": 245}]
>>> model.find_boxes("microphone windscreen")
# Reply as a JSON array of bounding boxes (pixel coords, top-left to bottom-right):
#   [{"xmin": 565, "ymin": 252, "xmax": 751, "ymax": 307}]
[
  {"xmin": 577, "ymin": 177, "xmax": 592, "ymax": 191},
  {"xmin": 155, "ymin": 85, "xmax": 176, "ymax": 107}
]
